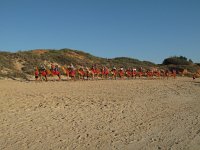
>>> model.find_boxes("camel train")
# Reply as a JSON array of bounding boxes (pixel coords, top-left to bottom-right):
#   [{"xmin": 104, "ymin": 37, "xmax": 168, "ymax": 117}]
[{"xmin": 34, "ymin": 63, "xmax": 184, "ymax": 81}]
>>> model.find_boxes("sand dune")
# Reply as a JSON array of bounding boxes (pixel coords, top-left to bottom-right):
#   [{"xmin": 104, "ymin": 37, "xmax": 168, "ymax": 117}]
[{"xmin": 0, "ymin": 77, "xmax": 200, "ymax": 150}]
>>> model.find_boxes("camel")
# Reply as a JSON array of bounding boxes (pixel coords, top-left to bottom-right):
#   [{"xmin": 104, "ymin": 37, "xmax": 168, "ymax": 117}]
[
  {"xmin": 118, "ymin": 67, "xmax": 125, "ymax": 79},
  {"xmin": 178, "ymin": 69, "xmax": 188, "ymax": 77},
  {"xmin": 61, "ymin": 66, "xmax": 76, "ymax": 80},
  {"xmin": 146, "ymin": 70, "xmax": 154, "ymax": 79},
  {"xmin": 101, "ymin": 67, "xmax": 109, "ymax": 79},
  {"xmin": 172, "ymin": 69, "xmax": 177, "ymax": 79},
  {"xmin": 137, "ymin": 67, "xmax": 144, "ymax": 78},
  {"xmin": 84, "ymin": 66, "xmax": 102, "ymax": 80},
  {"xmin": 47, "ymin": 64, "xmax": 61, "ymax": 80},
  {"xmin": 131, "ymin": 68, "xmax": 137, "ymax": 79},
  {"xmin": 153, "ymin": 70, "xmax": 161, "ymax": 78},
  {"xmin": 61, "ymin": 66, "xmax": 70, "ymax": 79},
  {"xmin": 77, "ymin": 67, "xmax": 85, "ymax": 80},
  {"xmin": 125, "ymin": 68, "xmax": 132, "ymax": 79},
  {"xmin": 162, "ymin": 69, "xmax": 177, "ymax": 79},
  {"xmin": 111, "ymin": 69, "xmax": 117, "ymax": 80}
]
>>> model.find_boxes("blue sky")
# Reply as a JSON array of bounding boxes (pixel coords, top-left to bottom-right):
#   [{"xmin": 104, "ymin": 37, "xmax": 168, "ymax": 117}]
[{"xmin": 0, "ymin": 0, "xmax": 200, "ymax": 63}]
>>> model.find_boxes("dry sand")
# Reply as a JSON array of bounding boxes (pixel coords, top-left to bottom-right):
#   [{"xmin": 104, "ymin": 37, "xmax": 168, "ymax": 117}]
[{"xmin": 0, "ymin": 77, "xmax": 200, "ymax": 150}]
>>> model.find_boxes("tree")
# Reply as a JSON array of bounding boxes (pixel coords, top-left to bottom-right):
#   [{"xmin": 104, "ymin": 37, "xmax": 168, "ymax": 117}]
[
  {"xmin": 188, "ymin": 59, "xmax": 193, "ymax": 64},
  {"xmin": 179, "ymin": 56, "xmax": 187, "ymax": 61}
]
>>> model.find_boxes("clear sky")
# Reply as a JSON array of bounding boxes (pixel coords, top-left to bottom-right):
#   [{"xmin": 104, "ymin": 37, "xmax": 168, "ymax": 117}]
[{"xmin": 0, "ymin": 0, "xmax": 200, "ymax": 64}]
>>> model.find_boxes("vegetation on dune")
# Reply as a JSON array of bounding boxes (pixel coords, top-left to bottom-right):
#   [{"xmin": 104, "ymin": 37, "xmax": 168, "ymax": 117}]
[
  {"xmin": 196, "ymin": 63, "xmax": 200, "ymax": 67},
  {"xmin": 0, "ymin": 49, "xmax": 199, "ymax": 79},
  {"xmin": 162, "ymin": 56, "xmax": 192, "ymax": 65}
]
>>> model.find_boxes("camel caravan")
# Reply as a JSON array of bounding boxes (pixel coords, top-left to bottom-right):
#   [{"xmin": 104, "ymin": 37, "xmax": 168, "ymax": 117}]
[{"xmin": 34, "ymin": 63, "xmax": 183, "ymax": 81}]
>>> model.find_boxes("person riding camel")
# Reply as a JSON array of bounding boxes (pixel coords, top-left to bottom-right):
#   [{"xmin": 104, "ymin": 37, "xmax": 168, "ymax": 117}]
[
  {"xmin": 55, "ymin": 64, "xmax": 59, "ymax": 72},
  {"xmin": 172, "ymin": 69, "xmax": 176, "ymax": 79},
  {"xmin": 104, "ymin": 66, "xmax": 109, "ymax": 75},
  {"xmin": 138, "ymin": 67, "xmax": 143, "ymax": 77},
  {"xmin": 69, "ymin": 63, "xmax": 76, "ymax": 79},
  {"xmin": 54, "ymin": 64, "xmax": 61, "ymax": 80},
  {"xmin": 112, "ymin": 66, "xmax": 116, "ymax": 70},
  {"xmin": 101, "ymin": 66, "xmax": 109, "ymax": 79},
  {"xmin": 91, "ymin": 64, "xmax": 95, "ymax": 70},
  {"xmin": 126, "ymin": 68, "xmax": 131, "ymax": 78},
  {"xmin": 78, "ymin": 65, "xmax": 85, "ymax": 79},
  {"xmin": 119, "ymin": 66, "xmax": 124, "ymax": 78},
  {"xmin": 70, "ymin": 63, "xmax": 75, "ymax": 70},
  {"xmin": 85, "ymin": 66, "xmax": 90, "ymax": 79},
  {"xmin": 79, "ymin": 65, "xmax": 84, "ymax": 71},
  {"xmin": 51, "ymin": 63, "xmax": 55, "ymax": 71},
  {"xmin": 39, "ymin": 64, "xmax": 45, "ymax": 71},
  {"xmin": 50, "ymin": 63, "xmax": 59, "ymax": 74},
  {"xmin": 39, "ymin": 64, "xmax": 47, "ymax": 81},
  {"xmin": 91, "ymin": 64, "xmax": 97, "ymax": 75},
  {"xmin": 110, "ymin": 66, "xmax": 117, "ymax": 79},
  {"xmin": 132, "ymin": 68, "xmax": 137, "ymax": 78}
]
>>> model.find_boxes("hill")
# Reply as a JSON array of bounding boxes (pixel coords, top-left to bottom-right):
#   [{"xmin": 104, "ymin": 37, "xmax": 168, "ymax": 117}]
[{"xmin": 0, "ymin": 49, "xmax": 199, "ymax": 79}]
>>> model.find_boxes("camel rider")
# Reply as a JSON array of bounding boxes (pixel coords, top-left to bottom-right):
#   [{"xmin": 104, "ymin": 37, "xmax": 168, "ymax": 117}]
[
  {"xmin": 51, "ymin": 63, "xmax": 55, "ymax": 71},
  {"xmin": 91, "ymin": 65, "xmax": 95, "ymax": 70},
  {"xmin": 104, "ymin": 66, "xmax": 109, "ymax": 75},
  {"xmin": 101, "ymin": 66, "xmax": 104, "ymax": 72},
  {"xmin": 112, "ymin": 66, "xmax": 116, "ymax": 70},
  {"xmin": 70, "ymin": 63, "xmax": 74, "ymax": 68},
  {"xmin": 70, "ymin": 63, "xmax": 75, "ymax": 70},
  {"xmin": 39, "ymin": 64, "xmax": 46, "ymax": 72},
  {"xmin": 79, "ymin": 65, "xmax": 84, "ymax": 71},
  {"xmin": 85, "ymin": 66, "xmax": 89, "ymax": 71},
  {"xmin": 55, "ymin": 64, "xmax": 59, "ymax": 72},
  {"xmin": 39, "ymin": 64, "xmax": 47, "ymax": 80},
  {"xmin": 139, "ymin": 67, "xmax": 143, "ymax": 72}
]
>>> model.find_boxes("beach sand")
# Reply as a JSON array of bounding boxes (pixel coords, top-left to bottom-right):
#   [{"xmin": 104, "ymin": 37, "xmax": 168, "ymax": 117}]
[{"xmin": 0, "ymin": 77, "xmax": 200, "ymax": 150}]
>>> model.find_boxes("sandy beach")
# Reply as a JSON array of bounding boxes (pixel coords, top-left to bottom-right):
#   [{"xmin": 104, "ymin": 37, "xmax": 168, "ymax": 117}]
[{"xmin": 0, "ymin": 77, "xmax": 200, "ymax": 150}]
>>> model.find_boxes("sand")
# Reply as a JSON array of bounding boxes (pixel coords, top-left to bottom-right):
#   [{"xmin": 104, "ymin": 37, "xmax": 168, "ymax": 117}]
[{"xmin": 0, "ymin": 77, "xmax": 200, "ymax": 150}]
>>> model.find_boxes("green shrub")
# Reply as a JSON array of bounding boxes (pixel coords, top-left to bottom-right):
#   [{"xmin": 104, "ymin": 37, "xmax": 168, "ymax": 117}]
[{"xmin": 163, "ymin": 56, "xmax": 191, "ymax": 65}]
